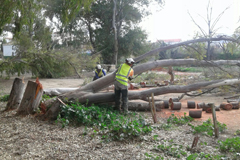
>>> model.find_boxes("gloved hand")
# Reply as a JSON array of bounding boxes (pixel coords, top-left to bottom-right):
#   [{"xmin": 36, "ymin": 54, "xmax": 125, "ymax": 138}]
[{"xmin": 128, "ymin": 77, "xmax": 133, "ymax": 81}]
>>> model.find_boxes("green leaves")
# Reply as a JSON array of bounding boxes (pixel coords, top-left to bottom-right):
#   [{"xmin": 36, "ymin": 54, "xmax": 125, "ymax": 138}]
[
  {"xmin": 56, "ymin": 102, "xmax": 152, "ymax": 141},
  {"xmin": 218, "ymin": 137, "xmax": 240, "ymax": 152},
  {"xmin": 167, "ymin": 113, "xmax": 194, "ymax": 125},
  {"xmin": 0, "ymin": 94, "xmax": 10, "ymax": 102},
  {"xmin": 190, "ymin": 118, "xmax": 227, "ymax": 136}
]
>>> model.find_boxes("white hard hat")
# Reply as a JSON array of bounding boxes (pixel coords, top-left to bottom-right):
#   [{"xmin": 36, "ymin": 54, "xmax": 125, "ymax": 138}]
[
  {"xmin": 97, "ymin": 64, "xmax": 101, "ymax": 69},
  {"xmin": 126, "ymin": 58, "xmax": 135, "ymax": 64}
]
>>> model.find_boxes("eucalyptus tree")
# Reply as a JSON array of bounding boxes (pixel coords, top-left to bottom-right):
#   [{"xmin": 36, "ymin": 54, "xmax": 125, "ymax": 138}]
[
  {"xmin": 76, "ymin": 0, "xmax": 163, "ymax": 65},
  {"xmin": 0, "ymin": 0, "xmax": 96, "ymax": 78},
  {"xmin": 43, "ymin": 0, "xmax": 94, "ymax": 47},
  {"xmin": 0, "ymin": 0, "xmax": 17, "ymax": 34}
]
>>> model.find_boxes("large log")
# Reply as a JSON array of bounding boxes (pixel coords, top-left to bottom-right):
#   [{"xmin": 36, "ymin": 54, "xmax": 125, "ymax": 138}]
[
  {"xmin": 42, "ymin": 59, "xmax": 240, "ymax": 96},
  {"xmin": 42, "ymin": 78, "xmax": 240, "ymax": 120},
  {"xmin": 5, "ymin": 78, "xmax": 26, "ymax": 111},
  {"xmin": 128, "ymin": 100, "xmax": 164, "ymax": 111}
]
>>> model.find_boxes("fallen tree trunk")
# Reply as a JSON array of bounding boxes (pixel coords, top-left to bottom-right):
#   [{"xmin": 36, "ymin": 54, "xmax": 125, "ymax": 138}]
[
  {"xmin": 42, "ymin": 78, "xmax": 240, "ymax": 120},
  {"xmin": 43, "ymin": 59, "xmax": 240, "ymax": 96},
  {"xmin": 128, "ymin": 100, "xmax": 164, "ymax": 111}
]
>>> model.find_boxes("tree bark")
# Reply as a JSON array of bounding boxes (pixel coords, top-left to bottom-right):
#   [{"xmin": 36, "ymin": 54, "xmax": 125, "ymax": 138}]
[
  {"xmin": 43, "ymin": 59, "xmax": 240, "ymax": 96},
  {"xmin": 5, "ymin": 78, "xmax": 26, "ymax": 111},
  {"xmin": 16, "ymin": 80, "xmax": 43, "ymax": 116},
  {"xmin": 112, "ymin": 0, "xmax": 118, "ymax": 66}
]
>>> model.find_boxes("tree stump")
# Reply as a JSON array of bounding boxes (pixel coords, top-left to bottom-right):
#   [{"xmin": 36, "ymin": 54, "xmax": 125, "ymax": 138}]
[
  {"xmin": 5, "ymin": 78, "xmax": 26, "ymax": 111},
  {"xmin": 16, "ymin": 80, "xmax": 43, "ymax": 116}
]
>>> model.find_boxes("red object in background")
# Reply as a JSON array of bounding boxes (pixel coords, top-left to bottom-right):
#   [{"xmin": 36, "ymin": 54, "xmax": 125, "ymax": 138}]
[
  {"xmin": 35, "ymin": 77, "xmax": 43, "ymax": 99},
  {"xmin": 128, "ymin": 83, "xmax": 134, "ymax": 90}
]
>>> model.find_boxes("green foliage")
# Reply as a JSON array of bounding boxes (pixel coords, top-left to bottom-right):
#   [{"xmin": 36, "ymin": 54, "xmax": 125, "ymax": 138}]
[
  {"xmin": 56, "ymin": 102, "xmax": 153, "ymax": 141},
  {"xmin": 155, "ymin": 143, "xmax": 183, "ymax": 158},
  {"xmin": 79, "ymin": 0, "xmax": 163, "ymax": 64},
  {"xmin": 147, "ymin": 139, "xmax": 224, "ymax": 159},
  {"xmin": 234, "ymin": 129, "xmax": 240, "ymax": 136},
  {"xmin": 190, "ymin": 118, "xmax": 227, "ymax": 136},
  {"xmin": 0, "ymin": 94, "xmax": 9, "ymax": 102},
  {"xmin": 173, "ymin": 67, "xmax": 203, "ymax": 72},
  {"xmin": 186, "ymin": 153, "xmax": 225, "ymax": 160},
  {"xmin": 218, "ymin": 137, "xmax": 240, "ymax": 152},
  {"xmin": 167, "ymin": 113, "xmax": 194, "ymax": 125},
  {"xmin": 43, "ymin": 0, "xmax": 93, "ymax": 26},
  {"xmin": 145, "ymin": 152, "xmax": 164, "ymax": 160}
]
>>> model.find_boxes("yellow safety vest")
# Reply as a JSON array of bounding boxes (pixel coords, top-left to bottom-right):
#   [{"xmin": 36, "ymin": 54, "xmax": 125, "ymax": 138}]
[
  {"xmin": 95, "ymin": 69, "xmax": 103, "ymax": 77},
  {"xmin": 115, "ymin": 63, "xmax": 132, "ymax": 86}
]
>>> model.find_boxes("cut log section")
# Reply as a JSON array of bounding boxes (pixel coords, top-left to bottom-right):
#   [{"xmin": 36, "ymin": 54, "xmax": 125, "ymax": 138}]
[
  {"xmin": 163, "ymin": 100, "xmax": 169, "ymax": 108},
  {"xmin": 170, "ymin": 102, "xmax": 181, "ymax": 110},
  {"xmin": 189, "ymin": 109, "xmax": 202, "ymax": 118},
  {"xmin": 230, "ymin": 102, "xmax": 239, "ymax": 109},
  {"xmin": 220, "ymin": 102, "xmax": 233, "ymax": 110},
  {"xmin": 187, "ymin": 101, "xmax": 196, "ymax": 109},
  {"xmin": 206, "ymin": 107, "xmax": 212, "ymax": 113},
  {"xmin": 169, "ymin": 98, "xmax": 179, "ymax": 110},
  {"xmin": 5, "ymin": 78, "xmax": 26, "ymax": 111},
  {"xmin": 197, "ymin": 102, "xmax": 206, "ymax": 110}
]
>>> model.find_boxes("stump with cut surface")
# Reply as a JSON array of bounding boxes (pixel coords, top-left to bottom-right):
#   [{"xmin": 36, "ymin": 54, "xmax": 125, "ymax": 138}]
[
  {"xmin": 16, "ymin": 80, "xmax": 43, "ymax": 115},
  {"xmin": 5, "ymin": 78, "xmax": 26, "ymax": 111}
]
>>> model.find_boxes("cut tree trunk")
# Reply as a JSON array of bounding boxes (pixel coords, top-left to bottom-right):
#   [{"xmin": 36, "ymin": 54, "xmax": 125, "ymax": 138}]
[
  {"xmin": 128, "ymin": 101, "xmax": 164, "ymax": 111},
  {"xmin": 5, "ymin": 78, "xmax": 26, "ymax": 111},
  {"xmin": 43, "ymin": 59, "xmax": 240, "ymax": 96},
  {"xmin": 42, "ymin": 78, "xmax": 240, "ymax": 120},
  {"xmin": 16, "ymin": 80, "xmax": 43, "ymax": 116}
]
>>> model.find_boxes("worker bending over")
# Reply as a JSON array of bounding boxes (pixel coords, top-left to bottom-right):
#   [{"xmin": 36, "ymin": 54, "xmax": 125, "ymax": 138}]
[
  {"xmin": 93, "ymin": 64, "xmax": 106, "ymax": 81},
  {"xmin": 114, "ymin": 58, "xmax": 135, "ymax": 113}
]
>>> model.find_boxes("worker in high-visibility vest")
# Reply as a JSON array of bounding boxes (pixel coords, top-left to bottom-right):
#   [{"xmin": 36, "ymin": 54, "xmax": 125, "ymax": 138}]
[
  {"xmin": 114, "ymin": 58, "xmax": 135, "ymax": 113},
  {"xmin": 93, "ymin": 64, "xmax": 106, "ymax": 81}
]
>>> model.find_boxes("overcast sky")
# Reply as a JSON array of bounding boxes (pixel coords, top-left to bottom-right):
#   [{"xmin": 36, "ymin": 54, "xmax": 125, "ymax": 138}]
[{"xmin": 140, "ymin": 0, "xmax": 240, "ymax": 42}]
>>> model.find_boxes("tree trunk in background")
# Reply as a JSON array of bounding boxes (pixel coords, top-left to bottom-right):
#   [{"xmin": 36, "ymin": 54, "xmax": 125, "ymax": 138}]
[
  {"xmin": 113, "ymin": 0, "xmax": 118, "ymax": 66},
  {"xmin": 168, "ymin": 66, "xmax": 174, "ymax": 84},
  {"xmin": 5, "ymin": 78, "xmax": 26, "ymax": 111}
]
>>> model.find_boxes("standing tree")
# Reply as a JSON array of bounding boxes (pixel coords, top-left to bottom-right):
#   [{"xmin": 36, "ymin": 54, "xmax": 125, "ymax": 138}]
[
  {"xmin": 188, "ymin": 0, "xmax": 230, "ymax": 60},
  {"xmin": 78, "ymin": 0, "xmax": 163, "ymax": 65}
]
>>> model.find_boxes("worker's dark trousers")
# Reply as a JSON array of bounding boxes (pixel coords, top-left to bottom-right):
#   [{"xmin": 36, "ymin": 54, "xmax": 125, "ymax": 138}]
[{"xmin": 114, "ymin": 89, "xmax": 128, "ymax": 112}]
